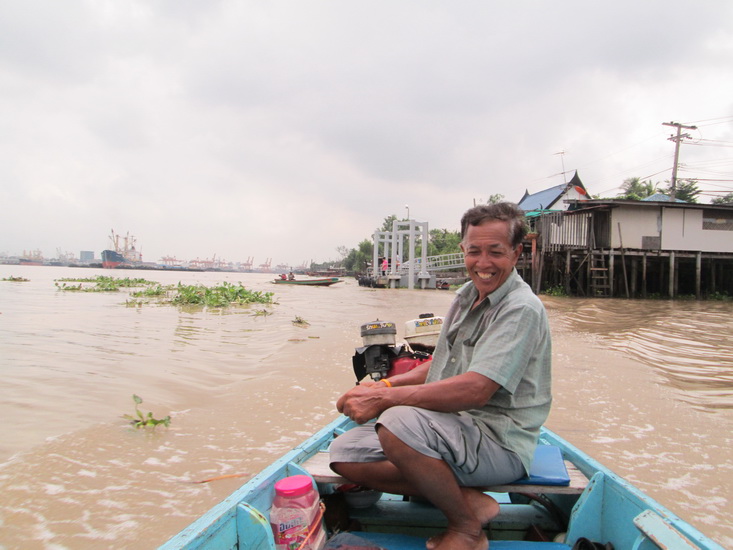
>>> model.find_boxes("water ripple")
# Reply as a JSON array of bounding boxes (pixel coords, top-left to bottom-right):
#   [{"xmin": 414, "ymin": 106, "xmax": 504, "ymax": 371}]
[{"xmin": 552, "ymin": 299, "xmax": 733, "ymax": 410}]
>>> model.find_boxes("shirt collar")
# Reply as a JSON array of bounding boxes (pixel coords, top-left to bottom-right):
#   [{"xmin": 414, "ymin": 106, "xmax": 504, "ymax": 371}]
[{"xmin": 456, "ymin": 268, "xmax": 520, "ymax": 309}]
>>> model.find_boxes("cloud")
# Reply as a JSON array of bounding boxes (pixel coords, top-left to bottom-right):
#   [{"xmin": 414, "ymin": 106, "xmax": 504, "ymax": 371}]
[{"xmin": 1, "ymin": 0, "xmax": 732, "ymax": 264}]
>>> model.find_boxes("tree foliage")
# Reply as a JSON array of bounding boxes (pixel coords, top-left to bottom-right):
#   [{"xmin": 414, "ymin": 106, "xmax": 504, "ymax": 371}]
[
  {"xmin": 473, "ymin": 194, "xmax": 505, "ymax": 205},
  {"xmin": 711, "ymin": 192, "xmax": 733, "ymax": 205},
  {"xmin": 426, "ymin": 229, "xmax": 462, "ymax": 256},
  {"xmin": 619, "ymin": 177, "xmax": 658, "ymax": 200},
  {"xmin": 342, "ymin": 239, "xmax": 373, "ymax": 273},
  {"xmin": 664, "ymin": 179, "xmax": 700, "ymax": 203},
  {"xmin": 380, "ymin": 215, "xmax": 398, "ymax": 232},
  {"xmin": 617, "ymin": 177, "xmax": 701, "ymax": 203}
]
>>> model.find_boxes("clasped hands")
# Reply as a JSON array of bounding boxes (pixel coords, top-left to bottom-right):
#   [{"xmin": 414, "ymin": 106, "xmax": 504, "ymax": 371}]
[{"xmin": 336, "ymin": 381, "xmax": 391, "ymax": 424}]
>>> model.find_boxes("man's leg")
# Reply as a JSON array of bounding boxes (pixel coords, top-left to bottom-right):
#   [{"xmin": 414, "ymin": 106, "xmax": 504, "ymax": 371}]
[{"xmin": 377, "ymin": 426, "xmax": 488, "ymax": 550}]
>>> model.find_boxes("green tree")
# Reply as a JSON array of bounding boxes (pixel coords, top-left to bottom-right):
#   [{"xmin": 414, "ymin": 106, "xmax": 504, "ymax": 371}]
[
  {"xmin": 711, "ymin": 192, "xmax": 733, "ymax": 205},
  {"xmin": 473, "ymin": 194, "xmax": 505, "ymax": 205},
  {"xmin": 380, "ymin": 215, "xmax": 398, "ymax": 232},
  {"xmin": 343, "ymin": 239, "xmax": 373, "ymax": 273},
  {"xmin": 664, "ymin": 179, "xmax": 700, "ymax": 203},
  {"xmin": 335, "ymin": 245, "xmax": 349, "ymax": 260},
  {"xmin": 427, "ymin": 229, "xmax": 462, "ymax": 256},
  {"xmin": 619, "ymin": 177, "xmax": 658, "ymax": 200}
]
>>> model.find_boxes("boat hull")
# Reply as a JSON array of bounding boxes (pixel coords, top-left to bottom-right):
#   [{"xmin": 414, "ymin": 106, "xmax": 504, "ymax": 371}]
[
  {"xmin": 160, "ymin": 415, "xmax": 723, "ymax": 549},
  {"xmin": 272, "ymin": 277, "xmax": 342, "ymax": 286},
  {"xmin": 101, "ymin": 249, "xmax": 137, "ymax": 269}
]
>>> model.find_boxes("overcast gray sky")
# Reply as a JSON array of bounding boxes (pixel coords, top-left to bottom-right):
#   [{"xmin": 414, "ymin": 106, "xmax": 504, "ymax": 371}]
[{"xmin": 1, "ymin": 1, "xmax": 732, "ymax": 267}]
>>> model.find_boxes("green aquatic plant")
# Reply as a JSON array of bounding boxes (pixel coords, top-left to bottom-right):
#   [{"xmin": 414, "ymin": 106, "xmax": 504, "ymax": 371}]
[
  {"xmin": 543, "ymin": 285, "xmax": 568, "ymax": 297},
  {"xmin": 123, "ymin": 394, "xmax": 171, "ymax": 429},
  {"xmin": 292, "ymin": 315, "xmax": 310, "ymax": 327},
  {"xmin": 55, "ymin": 281, "xmax": 119, "ymax": 292},
  {"xmin": 253, "ymin": 309, "xmax": 273, "ymax": 316},
  {"xmin": 56, "ymin": 275, "xmax": 156, "ymax": 286},
  {"xmin": 1, "ymin": 276, "xmax": 29, "ymax": 282},
  {"xmin": 55, "ymin": 275, "xmax": 159, "ymax": 292},
  {"xmin": 170, "ymin": 282, "xmax": 274, "ymax": 307},
  {"xmin": 130, "ymin": 284, "xmax": 169, "ymax": 297},
  {"xmin": 54, "ymin": 277, "xmax": 275, "ymax": 308}
]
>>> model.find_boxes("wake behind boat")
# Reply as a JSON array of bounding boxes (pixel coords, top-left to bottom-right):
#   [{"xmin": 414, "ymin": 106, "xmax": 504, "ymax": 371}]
[{"xmin": 272, "ymin": 276, "xmax": 342, "ymax": 286}]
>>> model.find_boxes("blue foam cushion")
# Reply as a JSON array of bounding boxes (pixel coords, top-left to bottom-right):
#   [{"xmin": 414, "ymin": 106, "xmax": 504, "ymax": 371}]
[{"xmin": 512, "ymin": 445, "xmax": 570, "ymax": 486}]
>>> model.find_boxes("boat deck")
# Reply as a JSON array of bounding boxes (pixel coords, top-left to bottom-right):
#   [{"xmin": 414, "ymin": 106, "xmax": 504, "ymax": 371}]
[
  {"xmin": 304, "ymin": 451, "xmax": 590, "ymax": 495},
  {"xmin": 306, "ymin": 450, "xmax": 589, "ymax": 547},
  {"xmin": 160, "ymin": 416, "xmax": 724, "ymax": 550},
  {"xmin": 328, "ymin": 531, "xmax": 569, "ymax": 549}
]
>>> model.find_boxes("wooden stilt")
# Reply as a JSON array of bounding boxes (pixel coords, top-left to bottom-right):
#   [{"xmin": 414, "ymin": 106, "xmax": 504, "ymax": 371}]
[
  {"xmin": 669, "ymin": 252, "xmax": 675, "ymax": 298},
  {"xmin": 642, "ymin": 253, "xmax": 647, "ymax": 299}
]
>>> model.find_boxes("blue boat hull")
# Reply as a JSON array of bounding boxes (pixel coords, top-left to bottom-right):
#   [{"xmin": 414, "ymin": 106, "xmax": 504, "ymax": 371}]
[{"xmin": 160, "ymin": 416, "xmax": 723, "ymax": 550}]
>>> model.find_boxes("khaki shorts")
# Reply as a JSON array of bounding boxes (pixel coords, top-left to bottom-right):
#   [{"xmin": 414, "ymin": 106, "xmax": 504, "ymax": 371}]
[{"xmin": 329, "ymin": 406, "xmax": 524, "ymax": 486}]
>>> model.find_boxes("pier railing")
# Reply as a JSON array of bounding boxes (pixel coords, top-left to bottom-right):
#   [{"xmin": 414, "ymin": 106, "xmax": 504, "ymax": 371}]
[{"xmin": 397, "ymin": 252, "xmax": 465, "ymax": 274}]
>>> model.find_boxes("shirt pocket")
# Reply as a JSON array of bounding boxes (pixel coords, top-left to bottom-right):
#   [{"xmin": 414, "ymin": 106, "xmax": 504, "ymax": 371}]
[{"xmin": 460, "ymin": 319, "xmax": 489, "ymax": 365}]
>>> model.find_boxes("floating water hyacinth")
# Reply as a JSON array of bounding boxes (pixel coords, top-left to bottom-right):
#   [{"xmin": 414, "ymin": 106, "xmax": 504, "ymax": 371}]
[{"xmin": 123, "ymin": 394, "xmax": 171, "ymax": 430}]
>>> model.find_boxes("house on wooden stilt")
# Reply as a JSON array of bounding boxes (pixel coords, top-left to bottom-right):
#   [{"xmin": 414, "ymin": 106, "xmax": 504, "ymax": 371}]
[{"xmin": 518, "ymin": 175, "xmax": 733, "ymax": 299}]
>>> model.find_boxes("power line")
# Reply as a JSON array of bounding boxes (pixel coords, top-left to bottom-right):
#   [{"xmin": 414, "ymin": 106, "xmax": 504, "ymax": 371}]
[{"xmin": 684, "ymin": 115, "xmax": 733, "ymax": 126}]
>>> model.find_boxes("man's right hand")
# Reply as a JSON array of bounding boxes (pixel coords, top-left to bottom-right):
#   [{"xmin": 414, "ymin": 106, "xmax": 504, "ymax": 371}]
[{"xmin": 336, "ymin": 384, "xmax": 392, "ymax": 424}]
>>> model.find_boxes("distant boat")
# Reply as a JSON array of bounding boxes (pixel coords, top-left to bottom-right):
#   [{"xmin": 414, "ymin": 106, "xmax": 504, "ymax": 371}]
[
  {"xmin": 272, "ymin": 277, "xmax": 342, "ymax": 286},
  {"xmin": 102, "ymin": 230, "xmax": 143, "ymax": 269},
  {"xmin": 18, "ymin": 258, "xmax": 43, "ymax": 266},
  {"xmin": 19, "ymin": 249, "xmax": 44, "ymax": 266}
]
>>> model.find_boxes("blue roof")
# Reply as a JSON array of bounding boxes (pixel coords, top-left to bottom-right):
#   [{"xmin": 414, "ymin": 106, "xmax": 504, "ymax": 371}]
[
  {"xmin": 518, "ymin": 183, "xmax": 567, "ymax": 212},
  {"xmin": 641, "ymin": 193, "xmax": 686, "ymax": 203}
]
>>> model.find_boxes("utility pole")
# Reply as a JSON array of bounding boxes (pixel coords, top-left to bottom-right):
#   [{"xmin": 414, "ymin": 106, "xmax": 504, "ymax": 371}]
[{"xmin": 662, "ymin": 121, "xmax": 697, "ymax": 201}]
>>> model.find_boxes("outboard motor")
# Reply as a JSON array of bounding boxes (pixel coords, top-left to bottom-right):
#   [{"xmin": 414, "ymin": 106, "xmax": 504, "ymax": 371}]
[{"xmin": 352, "ymin": 319, "xmax": 431, "ymax": 383}]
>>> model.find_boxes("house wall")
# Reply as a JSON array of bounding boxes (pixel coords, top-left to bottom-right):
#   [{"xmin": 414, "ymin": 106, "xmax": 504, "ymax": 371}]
[
  {"xmin": 541, "ymin": 203, "xmax": 733, "ymax": 253},
  {"xmin": 610, "ymin": 206, "xmax": 661, "ymax": 249},
  {"xmin": 558, "ymin": 188, "xmax": 588, "ymax": 209},
  {"xmin": 661, "ymin": 208, "xmax": 733, "ymax": 253}
]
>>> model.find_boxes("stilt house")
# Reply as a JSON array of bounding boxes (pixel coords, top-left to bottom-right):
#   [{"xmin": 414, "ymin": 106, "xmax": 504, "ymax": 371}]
[{"xmin": 518, "ymin": 174, "xmax": 733, "ymax": 298}]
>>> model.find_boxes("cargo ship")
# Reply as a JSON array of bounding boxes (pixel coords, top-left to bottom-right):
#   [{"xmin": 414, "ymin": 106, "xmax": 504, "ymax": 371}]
[
  {"xmin": 18, "ymin": 249, "xmax": 44, "ymax": 266},
  {"xmin": 101, "ymin": 230, "xmax": 143, "ymax": 269}
]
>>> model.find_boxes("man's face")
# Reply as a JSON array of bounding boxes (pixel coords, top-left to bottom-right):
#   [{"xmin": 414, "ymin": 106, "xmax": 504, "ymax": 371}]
[{"xmin": 460, "ymin": 219, "xmax": 522, "ymax": 301}]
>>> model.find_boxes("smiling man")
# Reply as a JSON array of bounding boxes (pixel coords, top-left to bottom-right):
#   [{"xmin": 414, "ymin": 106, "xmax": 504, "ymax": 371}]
[{"xmin": 330, "ymin": 202, "xmax": 552, "ymax": 550}]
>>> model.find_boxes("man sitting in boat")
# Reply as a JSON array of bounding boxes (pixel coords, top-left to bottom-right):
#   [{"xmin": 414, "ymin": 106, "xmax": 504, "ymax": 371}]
[
  {"xmin": 330, "ymin": 202, "xmax": 552, "ymax": 550},
  {"xmin": 279, "ymin": 273, "xmax": 287, "ymax": 280},
  {"xmin": 288, "ymin": 271, "xmax": 295, "ymax": 280}
]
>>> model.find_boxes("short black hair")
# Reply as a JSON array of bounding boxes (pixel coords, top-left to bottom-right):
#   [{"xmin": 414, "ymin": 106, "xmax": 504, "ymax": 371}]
[{"xmin": 460, "ymin": 202, "xmax": 527, "ymax": 248}]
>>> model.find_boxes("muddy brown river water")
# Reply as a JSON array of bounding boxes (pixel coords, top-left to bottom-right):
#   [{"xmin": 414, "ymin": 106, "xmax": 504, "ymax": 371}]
[{"xmin": 1, "ymin": 266, "xmax": 731, "ymax": 548}]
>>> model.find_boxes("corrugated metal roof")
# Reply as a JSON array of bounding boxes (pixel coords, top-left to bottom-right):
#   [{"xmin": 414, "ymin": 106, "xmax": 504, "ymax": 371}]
[
  {"xmin": 518, "ymin": 183, "xmax": 567, "ymax": 211},
  {"xmin": 641, "ymin": 193, "xmax": 687, "ymax": 203}
]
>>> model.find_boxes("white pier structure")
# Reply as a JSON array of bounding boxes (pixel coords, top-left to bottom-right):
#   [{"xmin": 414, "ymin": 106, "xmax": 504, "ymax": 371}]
[
  {"xmin": 372, "ymin": 219, "xmax": 464, "ymax": 289},
  {"xmin": 372, "ymin": 220, "xmax": 432, "ymax": 289}
]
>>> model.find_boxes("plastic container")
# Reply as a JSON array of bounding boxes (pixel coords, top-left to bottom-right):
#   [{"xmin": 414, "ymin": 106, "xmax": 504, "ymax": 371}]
[
  {"xmin": 270, "ymin": 475, "xmax": 325, "ymax": 550},
  {"xmin": 404, "ymin": 313, "xmax": 444, "ymax": 348}
]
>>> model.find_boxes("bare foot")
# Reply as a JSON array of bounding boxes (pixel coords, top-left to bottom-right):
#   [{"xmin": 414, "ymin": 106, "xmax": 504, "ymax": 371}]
[
  {"xmin": 430, "ymin": 528, "xmax": 488, "ymax": 550},
  {"xmin": 463, "ymin": 488, "xmax": 500, "ymax": 524},
  {"xmin": 426, "ymin": 490, "xmax": 499, "ymax": 550}
]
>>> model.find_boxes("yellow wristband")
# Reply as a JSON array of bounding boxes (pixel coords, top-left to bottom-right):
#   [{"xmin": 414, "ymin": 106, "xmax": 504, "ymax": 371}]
[{"xmin": 381, "ymin": 378, "xmax": 392, "ymax": 388}]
